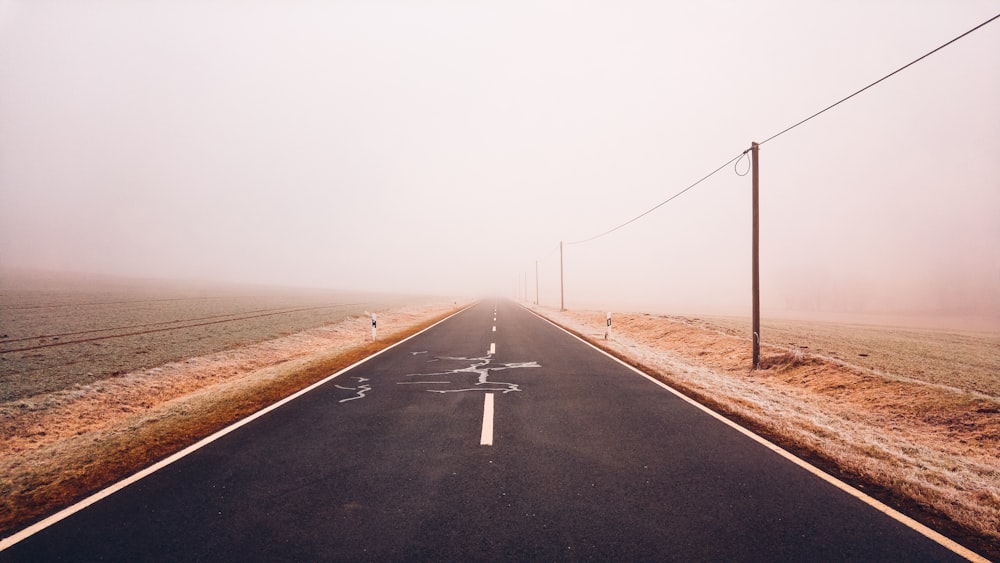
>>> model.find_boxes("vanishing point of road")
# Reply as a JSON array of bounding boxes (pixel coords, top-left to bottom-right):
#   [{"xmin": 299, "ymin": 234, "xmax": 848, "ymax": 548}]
[{"xmin": 0, "ymin": 301, "xmax": 979, "ymax": 561}]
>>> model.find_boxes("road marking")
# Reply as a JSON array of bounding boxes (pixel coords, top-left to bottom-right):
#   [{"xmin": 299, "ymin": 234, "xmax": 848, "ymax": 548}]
[
  {"xmin": 492, "ymin": 326, "xmax": 496, "ymax": 332},
  {"xmin": 480, "ymin": 393, "xmax": 495, "ymax": 446},
  {"xmin": 489, "ymin": 342, "xmax": 495, "ymax": 355},
  {"xmin": 334, "ymin": 377, "xmax": 371, "ymax": 403},
  {"xmin": 398, "ymin": 356, "xmax": 539, "ymax": 394}
]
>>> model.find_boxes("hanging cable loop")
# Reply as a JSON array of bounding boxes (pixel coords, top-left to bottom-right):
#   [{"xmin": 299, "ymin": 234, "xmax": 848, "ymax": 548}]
[{"xmin": 734, "ymin": 149, "xmax": 751, "ymax": 177}]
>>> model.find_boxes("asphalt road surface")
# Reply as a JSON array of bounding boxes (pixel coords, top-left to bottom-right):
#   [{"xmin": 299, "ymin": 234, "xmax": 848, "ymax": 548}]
[{"xmin": 0, "ymin": 301, "xmax": 972, "ymax": 561}]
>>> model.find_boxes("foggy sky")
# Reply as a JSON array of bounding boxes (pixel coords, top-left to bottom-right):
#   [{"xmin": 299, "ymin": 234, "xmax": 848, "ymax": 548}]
[{"xmin": 1, "ymin": 1, "xmax": 998, "ymax": 321}]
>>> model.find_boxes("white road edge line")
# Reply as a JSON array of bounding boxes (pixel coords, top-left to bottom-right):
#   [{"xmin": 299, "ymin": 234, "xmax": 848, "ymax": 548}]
[
  {"xmin": 480, "ymin": 393, "xmax": 495, "ymax": 446},
  {"xmin": 522, "ymin": 305, "xmax": 988, "ymax": 563},
  {"xmin": 0, "ymin": 303, "xmax": 480, "ymax": 552}
]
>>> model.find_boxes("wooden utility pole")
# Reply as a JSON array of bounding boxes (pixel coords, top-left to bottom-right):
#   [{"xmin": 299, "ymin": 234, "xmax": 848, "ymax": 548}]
[
  {"xmin": 751, "ymin": 142, "xmax": 761, "ymax": 369},
  {"xmin": 535, "ymin": 260, "xmax": 539, "ymax": 305},
  {"xmin": 560, "ymin": 241, "xmax": 565, "ymax": 311}
]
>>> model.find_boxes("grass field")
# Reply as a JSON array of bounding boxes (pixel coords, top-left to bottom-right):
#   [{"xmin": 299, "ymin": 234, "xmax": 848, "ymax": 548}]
[
  {"xmin": 1, "ymin": 272, "xmax": 425, "ymax": 401},
  {"xmin": 699, "ymin": 315, "xmax": 1000, "ymax": 397}
]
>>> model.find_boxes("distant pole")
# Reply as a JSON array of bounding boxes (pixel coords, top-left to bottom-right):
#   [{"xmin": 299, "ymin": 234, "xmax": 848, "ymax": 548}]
[
  {"xmin": 559, "ymin": 241, "xmax": 565, "ymax": 311},
  {"xmin": 535, "ymin": 260, "xmax": 539, "ymax": 305},
  {"xmin": 751, "ymin": 142, "xmax": 761, "ymax": 369}
]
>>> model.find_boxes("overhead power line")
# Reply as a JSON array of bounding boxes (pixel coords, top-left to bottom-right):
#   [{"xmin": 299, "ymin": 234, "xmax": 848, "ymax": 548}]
[
  {"xmin": 760, "ymin": 12, "xmax": 1000, "ymax": 146},
  {"xmin": 566, "ymin": 151, "xmax": 745, "ymax": 245},
  {"xmin": 563, "ymin": 12, "xmax": 998, "ymax": 247}
]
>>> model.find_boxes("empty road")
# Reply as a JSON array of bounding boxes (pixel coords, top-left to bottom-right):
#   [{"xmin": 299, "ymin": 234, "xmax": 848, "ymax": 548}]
[{"xmin": 0, "ymin": 301, "xmax": 973, "ymax": 561}]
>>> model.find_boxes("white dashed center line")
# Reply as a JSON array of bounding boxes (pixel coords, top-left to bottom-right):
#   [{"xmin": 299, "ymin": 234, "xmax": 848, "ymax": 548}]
[
  {"xmin": 480, "ymin": 393, "xmax": 495, "ymax": 446},
  {"xmin": 489, "ymin": 342, "xmax": 495, "ymax": 355}
]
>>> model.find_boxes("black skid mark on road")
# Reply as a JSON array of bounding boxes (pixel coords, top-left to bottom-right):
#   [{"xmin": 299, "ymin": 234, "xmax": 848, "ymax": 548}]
[
  {"xmin": 335, "ymin": 377, "xmax": 372, "ymax": 403},
  {"xmin": 398, "ymin": 355, "xmax": 540, "ymax": 394}
]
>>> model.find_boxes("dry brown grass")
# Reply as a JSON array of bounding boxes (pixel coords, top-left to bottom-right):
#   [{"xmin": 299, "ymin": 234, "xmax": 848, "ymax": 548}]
[
  {"xmin": 537, "ymin": 307, "xmax": 1000, "ymax": 559},
  {"xmin": 702, "ymin": 315, "xmax": 1000, "ymax": 397},
  {"xmin": 0, "ymin": 302, "xmax": 465, "ymax": 536}
]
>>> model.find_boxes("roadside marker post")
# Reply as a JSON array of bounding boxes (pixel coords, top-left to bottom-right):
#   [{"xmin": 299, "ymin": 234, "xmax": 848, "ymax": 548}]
[
  {"xmin": 371, "ymin": 313, "xmax": 377, "ymax": 341},
  {"xmin": 605, "ymin": 312, "xmax": 612, "ymax": 340}
]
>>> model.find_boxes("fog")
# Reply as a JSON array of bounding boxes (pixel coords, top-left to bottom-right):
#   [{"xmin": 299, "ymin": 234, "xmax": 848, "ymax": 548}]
[{"xmin": 1, "ymin": 1, "xmax": 998, "ymax": 325}]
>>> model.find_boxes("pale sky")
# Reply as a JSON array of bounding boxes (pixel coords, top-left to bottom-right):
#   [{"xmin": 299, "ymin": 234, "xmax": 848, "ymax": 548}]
[{"xmin": 1, "ymin": 1, "xmax": 998, "ymax": 319}]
